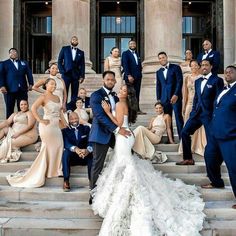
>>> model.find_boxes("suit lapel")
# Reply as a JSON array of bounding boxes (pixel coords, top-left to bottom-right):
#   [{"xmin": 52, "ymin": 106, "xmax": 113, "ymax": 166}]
[{"xmin": 218, "ymin": 83, "xmax": 236, "ymax": 105}]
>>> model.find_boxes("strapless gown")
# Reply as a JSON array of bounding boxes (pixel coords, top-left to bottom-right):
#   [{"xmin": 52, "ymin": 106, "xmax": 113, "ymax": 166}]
[
  {"xmin": 6, "ymin": 100, "xmax": 63, "ymax": 188},
  {"xmin": 92, "ymin": 115, "xmax": 205, "ymax": 236}
]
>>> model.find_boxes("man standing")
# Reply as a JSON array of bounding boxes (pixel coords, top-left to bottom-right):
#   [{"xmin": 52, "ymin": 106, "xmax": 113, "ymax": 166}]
[
  {"xmin": 58, "ymin": 36, "xmax": 85, "ymax": 110},
  {"xmin": 0, "ymin": 48, "xmax": 34, "ymax": 118},
  {"xmin": 197, "ymin": 39, "xmax": 220, "ymax": 75},
  {"xmin": 176, "ymin": 59, "xmax": 224, "ymax": 165},
  {"xmin": 201, "ymin": 66, "xmax": 236, "ymax": 208},
  {"xmin": 156, "ymin": 51, "xmax": 184, "ymax": 139},
  {"xmin": 122, "ymin": 40, "xmax": 145, "ymax": 114},
  {"xmin": 62, "ymin": 112, "xmax": 93, "ymax": 192},
  {"xmin": 89, "ymin": 71, "xmax": 130, "ymax": 203}
]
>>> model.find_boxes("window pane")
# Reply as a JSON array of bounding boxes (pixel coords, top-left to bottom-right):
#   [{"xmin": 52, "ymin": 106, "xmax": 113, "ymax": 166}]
[
  {"xmin": 111, "ymin": 17, "xmax": 116, "ymax": 33},
  {"xmin": 104, "ymin": 38, "xmax": 116, "ymax": 58},
  {"xmin": 46, "ymin": 17, "xmax": 52, "ymax": 34},
  {"xmin": 131, "ymin": 17, "xmax": 135, "ymax": 33},
  {"xmin": 101, "ymin": 17, "xmax": 106, "ymax": 33},
  {"xmin": 121, "ymin": 16, "xmax": 126, "ymax": 33},
  {"xmin": 126, "ymin": 17, "xmax": 131, "ymax": 33},
  {"xmin": 121, "ymin": 38, "xmax": 131, "ymax": 54}
]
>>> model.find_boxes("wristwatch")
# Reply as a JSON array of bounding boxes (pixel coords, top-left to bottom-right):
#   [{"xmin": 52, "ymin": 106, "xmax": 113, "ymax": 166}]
[{"xmin": 87, "ymin": 146, "xmax": 93, "ymax": 153}]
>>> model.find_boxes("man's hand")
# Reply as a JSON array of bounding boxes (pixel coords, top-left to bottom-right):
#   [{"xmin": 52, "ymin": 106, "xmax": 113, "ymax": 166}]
[
  {"xmin": 170, "ymin": 95, "xmax": 178, "ymax": 104},
  {"xmin": 118, "ymin": 127, "xmax": 131, "ymax": 138},
  {"xmin": 79, "ymin": 78, "xmax": 85, "ymax": 84},
  {"xmin": 28, "ymin": 85, "xmax": 33, "ymax": 91},
  {"xmin": 128, "ymin": 75, "xmax": 134, "ymax": 84},
  {"xmin": 0, "ymin": 86, "xmax": 7, "ymax": 94}
]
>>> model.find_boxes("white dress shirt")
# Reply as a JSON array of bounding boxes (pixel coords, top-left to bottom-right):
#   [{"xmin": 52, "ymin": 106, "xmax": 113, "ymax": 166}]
[
  {"xmin": 162, "ymin": 63, "xmax": 169, "ymax": 79},
  {"xmin": 201, "ymin": 72, "xmax": 212, "ymax": 94},
  {"xmin": 217, "ymin": 81, "xmax": 236, "ymax": 104},
  {"xmin": 103, "ymin": 87, "xmax": 116, "ymax": 112},
  {"xmin": 71, "ymin": 47, "xmax": 77, "ymax": 61},
  {"xmin": 129, "ymin": 49, "xmax": 138, "ymax": 65},
  {"xmin": 202, "ymin": 49, "xmax": 212, "ymax": 60},
  {"xmin": 11, "ymin": 59, "xmax": 19, "ymax": 69}
]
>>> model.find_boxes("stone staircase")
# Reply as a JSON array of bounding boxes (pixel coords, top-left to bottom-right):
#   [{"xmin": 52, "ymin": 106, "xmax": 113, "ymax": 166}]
[{"xmin": 0, "ymin": 74, "xmax": 235, "ymax": 236}]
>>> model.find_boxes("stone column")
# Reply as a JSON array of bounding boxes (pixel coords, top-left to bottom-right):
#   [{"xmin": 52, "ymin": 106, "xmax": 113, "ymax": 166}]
[
  {"xmin": 0, "ymin": 0, "xmax": 14, "ymax": 60},
  {"xmin": 52, "ymin": 0, "xmax": 94, "ymax": 73},
  {"xmin": 142, "ymin": 0, "xmax": 183, "ymax": 73},
  {"xmin": 223, "ymin": 0, "xmax": 236, "ymax": 67}
]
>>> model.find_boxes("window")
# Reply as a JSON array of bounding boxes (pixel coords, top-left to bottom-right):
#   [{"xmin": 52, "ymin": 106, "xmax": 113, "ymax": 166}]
[{"xmin": 32, "ymin": 16, "xmax": 52, "ymax": 34}]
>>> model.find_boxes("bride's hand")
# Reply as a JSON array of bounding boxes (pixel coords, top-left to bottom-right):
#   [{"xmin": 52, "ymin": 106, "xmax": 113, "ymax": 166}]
[{"xmin": 101, "ymin": 101, "xmax": 111, "ymax": 113}]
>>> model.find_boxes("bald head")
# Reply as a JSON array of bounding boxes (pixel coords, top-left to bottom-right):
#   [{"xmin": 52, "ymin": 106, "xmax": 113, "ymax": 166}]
[{"xmin": 68, "ymin": 112, "xmax": 79, "ymax": 127}]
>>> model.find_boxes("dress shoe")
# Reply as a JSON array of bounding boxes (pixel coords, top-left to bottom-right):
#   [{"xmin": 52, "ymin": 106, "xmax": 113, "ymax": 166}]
[
  {"xmin": 137, "ymin": 110, "xmax": 147, "ymax": 115},
  {"xmin": 201, "ymin": 183, "xmax": 225, "ymax": 189},
  {"xmin": 232, "ymin": 204, "xmax": 236, "ymax": 209},
  {"xmin": 63, "ymin": 181, "xmax": 71, "ymax": 192},
  {"xmin": 89, "ymin": 195, "xmax": 93, "ymax": 205},
  {"xmin": 176, "ymin": 159, "xmax": 195, "ymax": 165}
]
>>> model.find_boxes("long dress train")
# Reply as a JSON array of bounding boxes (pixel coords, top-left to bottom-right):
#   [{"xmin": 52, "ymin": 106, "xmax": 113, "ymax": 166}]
[
  {"xmin": 6, "ymin": 101, "xmax": 63, "ymax": 188},
  {"xmin": 92, "ymin": 115, "xmax": 205, "ymax": 236}
]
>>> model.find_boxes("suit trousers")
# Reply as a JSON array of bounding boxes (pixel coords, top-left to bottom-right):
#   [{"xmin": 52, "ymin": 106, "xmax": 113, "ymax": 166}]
[
  {"xmin": 89, "ymin": 142, "xmax": 111, "ymax": 190},
  {"xmin": 181, "ymin": 115, "xmax": 210, "ymax": 160},
  {"xmin": 62, "ymin": 149, "xmax": 92, "ymax": 181},
  {"xmin": 163, "ymin": 99, "xmax": 184, "ymax": 140},
  {"xmin": 4, "ymin": 90, "xmax": 28, "ymax": 118}
]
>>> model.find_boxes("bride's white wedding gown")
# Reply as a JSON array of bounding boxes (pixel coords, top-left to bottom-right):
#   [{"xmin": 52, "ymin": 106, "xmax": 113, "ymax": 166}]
[{"xmin": 92, "ymin": 115, "xmax": 205, "ymax": 236}]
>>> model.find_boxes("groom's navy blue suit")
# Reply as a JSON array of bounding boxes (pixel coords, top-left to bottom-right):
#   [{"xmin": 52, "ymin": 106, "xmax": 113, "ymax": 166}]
[
  {"xmin": 181, "ymin": 73, "xmax": 224, "ymax": 162},
  {"xmin": 204, "ymin": 83, "xmax": 236, "ymax": 191},
  {"xmin": 62, "ymin": 125, "xmax": 93, "ymax": 181},
  {"xmin": 156, "ymin": 64, "xmax": 184, "ymax": 139},
  {"xmin": 89, "ymin": 87, "xmax": 119, "ymax": 189}
]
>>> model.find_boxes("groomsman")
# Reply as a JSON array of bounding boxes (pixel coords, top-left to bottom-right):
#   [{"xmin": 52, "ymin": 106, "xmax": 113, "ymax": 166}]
[
  {"xmin": 0, "ymin": 48, "xmax": 34, "ymax": 118},
  {"xmin": 58, "ymin": 36, "xmax": 85, "ymax": 110},
  {"xmin": 202, "ymin": 65, "xmax": 236, "ymax": 209},
  {"xmin": 62, "ymin": 112, "xmax": 93, "ymax": 192},
  {"xmin": 197, "ymin": 39, "xmax": 220, "ymax": 75},
  {"xmin": 156, "ymin": 51, "xmax": 184, "ymax": 139},
  {"xmin": 122, "ymin": 40, "xmax": 145, "ymax": 114},
  {"xmin": 176, "ymin": 59, "xmax": 224, "ymax": 165}
]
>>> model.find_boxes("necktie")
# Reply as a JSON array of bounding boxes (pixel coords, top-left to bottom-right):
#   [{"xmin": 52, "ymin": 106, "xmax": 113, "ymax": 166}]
[{"xmin": 74, "ymin": 128, "xmax": 78, "ymax": 140}]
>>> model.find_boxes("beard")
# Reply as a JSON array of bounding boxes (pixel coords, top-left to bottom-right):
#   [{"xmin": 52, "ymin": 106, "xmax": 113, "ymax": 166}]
[
  {"xmin": 104, "ymin": 84, "xmax": 114, "ymax": 91},
  {"xmin": 71, "ymin": 42, "xmax": 78, "ymax": 47}
]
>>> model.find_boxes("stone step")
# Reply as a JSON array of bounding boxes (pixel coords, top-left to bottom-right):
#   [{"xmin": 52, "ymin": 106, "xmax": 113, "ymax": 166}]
[
  {"xmin": 0, "ymin": 185, "xmax": 234, "ymax": 203},
  {"xmin": 0, "ymin": 218, "xmax": 101, "ymax": 236}
]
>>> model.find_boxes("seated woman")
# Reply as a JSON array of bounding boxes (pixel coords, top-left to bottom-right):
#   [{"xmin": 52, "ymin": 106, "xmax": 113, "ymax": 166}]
[
  {"xmin": 7, "ymin": 78, "xmax": 67, "ymax": 188},
  {"xmin": 74, "ymin": 98, "xmax": 91, "ymax": 127},
  {"xmin": 0, "ymin": 100, "xmax": 38, "ymax": 163},
  {"xmin": 132, "ymin": 101, "xmax": 174, "ymax": 163},
  {"xmin": 78, "ymin": 88, "xmax": 93, "ymax": 121}
]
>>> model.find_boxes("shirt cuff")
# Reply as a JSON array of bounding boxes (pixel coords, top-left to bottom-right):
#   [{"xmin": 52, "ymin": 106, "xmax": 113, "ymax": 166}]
[
  {"xmin": 113, "ymin": 127, "xmax": 120, "ymax": 134},
  {"xmin": 70, "ymin": 146, "xmax": 76, "ymax": 152},
  {"xmin": 87, "ymin": 146, "xmax": 93, "ymax": 153}
]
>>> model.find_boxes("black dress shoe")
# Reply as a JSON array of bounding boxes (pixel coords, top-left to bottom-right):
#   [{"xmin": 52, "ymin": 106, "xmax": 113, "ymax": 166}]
[
  {"xmin": 201, "ymin": 183, "xmax": 225, "ymax": 189},
  {"xmin": 176, "ymin": 159, "xmax": 195, "ymax": 165},
  {"xmin": 89, "ymin": 195, "xmax": 93, "ymax": 205}
]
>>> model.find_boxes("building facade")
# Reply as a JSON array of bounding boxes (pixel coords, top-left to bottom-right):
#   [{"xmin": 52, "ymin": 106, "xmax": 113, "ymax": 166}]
[{"xmin": 0, "ymin": 0, "xmax": 235, "ymax": 74}]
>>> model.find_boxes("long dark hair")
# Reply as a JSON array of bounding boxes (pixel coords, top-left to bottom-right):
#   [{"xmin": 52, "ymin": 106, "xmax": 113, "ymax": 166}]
[{"xmin": 126, "ymin": 84, "xmax": 138, "ymax": 124}]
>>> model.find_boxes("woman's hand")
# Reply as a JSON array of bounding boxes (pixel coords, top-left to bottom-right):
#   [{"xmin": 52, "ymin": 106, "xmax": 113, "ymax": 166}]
[
  {"xmin": 102, "ymin": 101, "xmax": 111, "ymax": 114},
  {"xmin": 12, "ymin": 132, "xmax": 20, "ymax": 139},
  {"xmin": 39, "ymin": 119, "xmax": 50, "ymax": 125}
]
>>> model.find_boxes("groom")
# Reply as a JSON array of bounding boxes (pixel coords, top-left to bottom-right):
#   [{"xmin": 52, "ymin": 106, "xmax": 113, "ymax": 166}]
[{"xmin": 89, "ymin": 71, "xmax": 130, "ymax": 203}]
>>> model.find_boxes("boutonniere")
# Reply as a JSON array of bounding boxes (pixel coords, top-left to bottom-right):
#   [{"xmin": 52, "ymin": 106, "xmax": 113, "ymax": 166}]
[
  {"xmin": 104, "ymin": 96, "xmax": 109, "ymax": 101},
  {"xmin": 20, "ymin": 61, "xmax": 26, "ymax": 66},
  {"xmin": 207, "ymin": 84, "xmax": 213, "ymax": 88},
  {"xmin": 234, "ymin": 94, "xmax": 236, "ymax": 96},
  {"xmin": 209, "ymin": 54, "xmax": 214, "ymax": 58}
]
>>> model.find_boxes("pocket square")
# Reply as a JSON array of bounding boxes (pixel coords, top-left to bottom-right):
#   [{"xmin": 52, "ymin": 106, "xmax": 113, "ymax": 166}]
[
  {"xmin": 207, "ymin": 84, "xmax": 213, "ymax": 88},
  {"xmin": 81, "ymin": 135, "xmax": 87, "ymax": 138},
  {"xmin": 20, "ymin": 61, "xmax": 26, "ymax": 66},
  {"xmin": 209, "ymin": 54, "xmax": 214, "ymax": 58},
  {"xmin": 104, "ymin": 96, "xmax": 109, "ymax": 101}
]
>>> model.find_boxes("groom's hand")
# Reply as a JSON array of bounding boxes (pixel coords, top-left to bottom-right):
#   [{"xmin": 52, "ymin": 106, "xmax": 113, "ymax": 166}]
[{"xmin": 118, "ymin": 127, "xmax": 131, "ymax": 138}]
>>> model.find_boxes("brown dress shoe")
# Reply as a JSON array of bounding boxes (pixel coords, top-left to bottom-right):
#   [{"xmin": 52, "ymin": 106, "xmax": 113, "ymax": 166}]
[
  {"xmin": 232, "ymin": 204, "xmax": 236, "ymax": 209},
  {"xmin": 201, "ymin": 183, "xmax": 224, "ymax": 189},
  {"xmin": 176, "ymin": 159, "xmax": 195, "ymax": 165},
  {"xmin": 63, "ymin": 181, "xmax": 71, "ymax": 192}
]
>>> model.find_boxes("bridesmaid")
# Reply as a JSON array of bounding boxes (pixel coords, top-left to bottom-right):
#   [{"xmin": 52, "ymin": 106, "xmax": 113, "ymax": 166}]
[
  {"xmin": 178, "ymin": 59, "xmax": 206, "ymax": 156},
  {"xmin": 0, "ymin": 100, "xmax": 38, "ymax": 163},
  {"xmin": 7, "ymin": 78, "xmax": 67, "ymax": 188},
  {"xmin": 32, "ymin": 63, "xmax": 67, "ymax": 112},
  {"xmin": 104, "ymin": 47, "xmax": 122, "ymax": 93},
  {"xmin": 180, "ymin": 49, "xmax": 193, "ymax": 77},
  {"xmin": 74, "ymin": 97, "xmax": 91, "ymax": 127},
  {"xmin": 133, "ymin": 101, "xmax": 174, "ymax": 163}
]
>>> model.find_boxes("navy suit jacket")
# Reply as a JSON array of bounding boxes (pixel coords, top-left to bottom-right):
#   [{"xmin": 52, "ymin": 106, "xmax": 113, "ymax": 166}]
[
  {"xmin": 197, "ymin": 50, "xmax": 220, "ymax": 75},
  {"xmin": 58, "ymin": 46, "xmax": 85, "ymax": 78},
  {"xmin": 190, "ymin": 74, "xmax": 224, "ymax": 119},
  {"xmin": 0, "ymin": 59, "xmax": 33, "ymax": 93},
  {"xmin": 211, "ymin": 84, "xmax": 236, "ymax": 140},
  {"xmin": 89, "ymin": 88, "xmax": 119, "ymax": 145},
  {"xmin": 121, "ymin": 50, "xmax": 142, "ymax": 83},
  {"xmin": 156, "ymin": 64, "xmax": 183, "ymax": 103},
  {"xmin": 62, "ymin": 124, "xmax": 92, "ymax": 153}
]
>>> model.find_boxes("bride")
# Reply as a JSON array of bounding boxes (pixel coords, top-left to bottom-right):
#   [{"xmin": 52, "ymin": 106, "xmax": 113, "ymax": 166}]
[{"xmin": 92, "ymin": 84, "xmax": 205, "ymax": 236}]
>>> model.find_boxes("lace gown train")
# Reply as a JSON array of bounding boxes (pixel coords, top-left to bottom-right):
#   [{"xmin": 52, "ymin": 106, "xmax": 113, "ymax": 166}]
[{"xmin": 92, "ymin": 115, "xmax": 205, "ymax": 236}]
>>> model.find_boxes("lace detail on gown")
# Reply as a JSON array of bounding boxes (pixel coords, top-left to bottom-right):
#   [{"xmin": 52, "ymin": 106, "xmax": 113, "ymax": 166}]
[{"xmin": 92, "ymin": 116, "xmax": 205, "ymax": 236}]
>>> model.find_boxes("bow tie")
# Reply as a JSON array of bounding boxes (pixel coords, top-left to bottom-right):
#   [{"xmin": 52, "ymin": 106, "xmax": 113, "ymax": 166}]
[
  {"xmin": 202, "ymin": 76, "xmax": 208, "ymax": 80},
  {"xmin": 108, "ymin": 91, "xmax": 116, "ymax": 96},
  {"xmin": 224, "ymin": 84, "xmax": 231, "ymax": 90},
  {"xmin": 162, "ymin": 66, "xmax": 168, "ymax": 70},
  {"xmin": 12, "ymin": 59, "xmax": 18, "ymax": 62},
  {"xmin": 71, "ymin": 47, "xmax": 77, "ymax": 50},
  {"xmin": 70, "ymin": 125, "xmax": 79, "ymax": 129}
]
